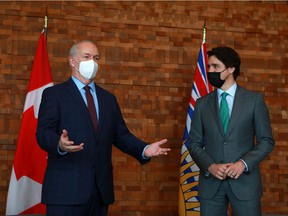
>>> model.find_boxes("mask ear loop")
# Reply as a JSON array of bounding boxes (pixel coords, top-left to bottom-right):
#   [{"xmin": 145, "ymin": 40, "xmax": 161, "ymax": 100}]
[
  {"xmin": 219, "ymin": 68, "xmax": 227, "ymax": 73},
  {"xmin": 70, "ymin": 57, "xmax": 79, "ymax": 70}
]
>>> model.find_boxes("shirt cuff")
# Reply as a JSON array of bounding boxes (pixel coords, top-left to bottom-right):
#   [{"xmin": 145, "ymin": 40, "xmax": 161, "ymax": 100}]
[
  {"xmin": 58, "ymin": 145, "xmax": 67, "ymax": 155},
  {"xmin": 239, "ymin": 159, "xmax": 249, "ymax": 172},
  {"xmin": 205, "ymin": 170, "xmax": 211, "ymax": 178},
  {"xmin": 142, "ymin": 145, "xmax": 150, "ymax": 160}
]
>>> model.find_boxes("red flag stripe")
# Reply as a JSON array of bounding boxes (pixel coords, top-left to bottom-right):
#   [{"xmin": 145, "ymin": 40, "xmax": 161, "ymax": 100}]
[{"xmin": 6, "ymin": 30, "xmax": 53, "ymax": 215}]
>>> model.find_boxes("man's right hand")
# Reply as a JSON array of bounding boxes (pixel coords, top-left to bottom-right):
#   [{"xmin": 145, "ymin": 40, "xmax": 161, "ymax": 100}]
[{"xmin": 58, "ymin": 129, "xmax": 84, "ymax": 153}]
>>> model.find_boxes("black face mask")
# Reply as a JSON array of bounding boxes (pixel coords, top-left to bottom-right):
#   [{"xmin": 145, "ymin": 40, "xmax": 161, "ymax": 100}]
[{"xmin": 207, "ymin": 69, "xmax": 227, "ymax": 88}]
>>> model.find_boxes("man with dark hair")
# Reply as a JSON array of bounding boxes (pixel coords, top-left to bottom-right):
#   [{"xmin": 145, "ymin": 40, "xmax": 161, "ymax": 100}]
[{"xmin": 188, "ymin": 46, "xmax": 274, "ymax": 216}]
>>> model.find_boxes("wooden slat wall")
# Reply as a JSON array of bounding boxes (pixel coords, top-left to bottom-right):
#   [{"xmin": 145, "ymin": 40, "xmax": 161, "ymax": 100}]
[{"xmin": 0, "ymin": 1, "xmax": 287, "ymax": 215}]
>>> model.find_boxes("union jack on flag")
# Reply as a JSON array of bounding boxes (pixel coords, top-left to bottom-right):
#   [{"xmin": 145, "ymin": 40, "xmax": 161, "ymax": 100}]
[{"xmin": 178, "ymin": 37, "xmax": 213, "ymax": 216}]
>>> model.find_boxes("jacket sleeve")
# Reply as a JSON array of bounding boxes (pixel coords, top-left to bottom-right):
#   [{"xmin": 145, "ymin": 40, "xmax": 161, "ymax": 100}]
[
  {"xmin": 187, "ymin": 98, "xmax": 215, "ymax": 172},
  {"xmin": 36, "ymin": 87, "xmax": 61, "ymax": 157},
  {"xmin": 241, "ymin": 93, "xmax": 275, "ymax": 171}
]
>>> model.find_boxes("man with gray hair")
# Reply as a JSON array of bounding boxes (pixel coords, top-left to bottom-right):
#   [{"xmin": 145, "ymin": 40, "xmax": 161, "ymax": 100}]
[{"xmin": 36, "ymin": 40, "xmax": 170, "ymax": 216}]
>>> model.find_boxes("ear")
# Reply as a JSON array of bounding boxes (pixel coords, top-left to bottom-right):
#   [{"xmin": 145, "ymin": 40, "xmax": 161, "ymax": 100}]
[
  {"xmin": 228, "ymin": 67, "xmax": 235, "ymax": 74},
  {"xmin": 69, "ymin": 57, "xmax": 75, "ymax": 68}
]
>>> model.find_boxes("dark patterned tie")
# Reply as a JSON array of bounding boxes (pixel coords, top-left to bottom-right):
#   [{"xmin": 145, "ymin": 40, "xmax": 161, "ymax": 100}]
[
  {"xmin": 84, "ymin": 86, "xmax": 98, "ymax": 131},
  {"xmin": 220, "ymin": 92, "xmax": 229, "ymax": 134}
]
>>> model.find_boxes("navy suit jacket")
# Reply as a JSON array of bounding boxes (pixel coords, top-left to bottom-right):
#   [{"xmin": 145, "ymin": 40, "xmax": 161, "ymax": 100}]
[{"xmin": 36, "ymin": 78, "xmax": 149, "ymax": 205}]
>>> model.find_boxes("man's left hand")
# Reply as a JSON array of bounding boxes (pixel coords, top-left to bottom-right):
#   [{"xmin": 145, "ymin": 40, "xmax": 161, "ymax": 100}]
[
  {"xmin": 144, "ymin": 139, "xmax": 170, "ymax": 158},
  {"xmin": 225, "ymin": 160, "xmax": 245, "ymax": 179}
]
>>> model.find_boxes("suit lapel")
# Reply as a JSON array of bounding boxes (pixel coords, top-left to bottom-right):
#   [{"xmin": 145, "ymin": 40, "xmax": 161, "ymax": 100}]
[
  {"xmin": 207, "ymin": 87, "xmax": 247, "ymax": 137},
  {"xmin": 226, "ymin": 86, "xmax": 247, "ymax": 137},
  {"xmin": 94, "ymin": 83, "xmax": 104, "ymax": 137},
  {"xmin": 65, "ymin": 78, "xmax": 96, "ymax": 131},
  {"xmin": 66, "ymin": 78, "xmax": 88, "ymax": 110},
  {"xmin": 208, "ymin": 90, "xmax": 224, "ymax": 135}
]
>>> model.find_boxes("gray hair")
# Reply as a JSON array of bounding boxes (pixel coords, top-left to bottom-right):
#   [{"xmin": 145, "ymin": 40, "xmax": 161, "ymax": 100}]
[{"xmin": 69, "ymin": 40, "xmax": 95, "ymax": 57}]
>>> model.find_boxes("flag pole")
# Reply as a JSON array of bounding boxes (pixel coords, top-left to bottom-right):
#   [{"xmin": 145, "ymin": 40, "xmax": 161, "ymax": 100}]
[
  {"xmin": 203, "ymin": 21, "xmax": 206, "ymax": 42},
  {"xmin": 44, "ymin": 16, "xmax": 48, "ymax": 40}
]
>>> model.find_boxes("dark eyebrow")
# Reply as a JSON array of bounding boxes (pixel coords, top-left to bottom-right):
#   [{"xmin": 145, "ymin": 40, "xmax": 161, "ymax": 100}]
[{"xmin": 208, "ymin": 63, "xmax": 220, "ymax": 68}]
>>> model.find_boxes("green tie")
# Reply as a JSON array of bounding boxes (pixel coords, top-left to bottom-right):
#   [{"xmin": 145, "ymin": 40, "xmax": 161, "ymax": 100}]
[{"xmin": 220, "ymin": 92, "xmax": 229, "ymax": 134}]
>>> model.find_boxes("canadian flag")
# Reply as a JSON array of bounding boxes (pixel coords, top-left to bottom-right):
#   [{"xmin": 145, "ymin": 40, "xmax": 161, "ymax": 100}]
[{"xmin": 6, "ymin": 30, "xmax": 53, "ymax": 215}]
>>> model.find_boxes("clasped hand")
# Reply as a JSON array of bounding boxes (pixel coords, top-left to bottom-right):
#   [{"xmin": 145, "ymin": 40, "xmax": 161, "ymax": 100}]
[{"xmin": 208, "ymin": 160, "xmax": 245, "ymax": 180}]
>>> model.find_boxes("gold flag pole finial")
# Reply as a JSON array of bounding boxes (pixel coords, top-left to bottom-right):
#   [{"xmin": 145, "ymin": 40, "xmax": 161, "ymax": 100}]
[
  {"xmin": 44, "ymin": 16, "xmax": 48, "ymax": 29},
  {"xmin": 203, "ymin": 21, "xmax": 206, "ymax": 42},
  {"xmin": 44, "ymin": 16, "xmax": 48, "ymax": 40}
]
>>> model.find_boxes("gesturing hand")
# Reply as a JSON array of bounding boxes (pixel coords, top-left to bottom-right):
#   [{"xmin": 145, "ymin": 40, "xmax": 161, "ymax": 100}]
[
  {"xmin": 58, "ymin": 129, "xmax": 84, "ymax": 153},
  {"xmin": 144, "ymin": 139, "xmax": 170, "ymax": 158}
]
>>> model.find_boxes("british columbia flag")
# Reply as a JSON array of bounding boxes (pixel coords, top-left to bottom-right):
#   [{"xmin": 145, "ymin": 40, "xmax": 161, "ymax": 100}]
[{"xmin": 179, "ymin": 35, "xmax": 213, "ymax": 216}]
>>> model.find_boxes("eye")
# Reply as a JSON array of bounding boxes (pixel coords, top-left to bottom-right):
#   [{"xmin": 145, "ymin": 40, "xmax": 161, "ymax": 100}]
[
  {"xmin": 211, "ymin": 64, "xmax": 220, "ymax": 69},
  {"xmin": 93, "ymin": 55, "xmax": 100, "ymax": 62}
]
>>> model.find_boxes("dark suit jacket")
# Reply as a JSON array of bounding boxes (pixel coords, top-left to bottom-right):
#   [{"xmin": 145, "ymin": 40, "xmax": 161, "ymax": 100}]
[
  {"xmin": 188, "ymin": 86, "xmax": 274, "ymax": 200},
  {"xmin": 36, "ymin": 78, "xmax": 149, "ymax": 205}
]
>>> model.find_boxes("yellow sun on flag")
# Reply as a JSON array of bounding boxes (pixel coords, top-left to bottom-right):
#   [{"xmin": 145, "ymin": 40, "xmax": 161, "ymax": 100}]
[{"xmin": 179, "ymin": 142, "xmax": 200, "ymax": 216}]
